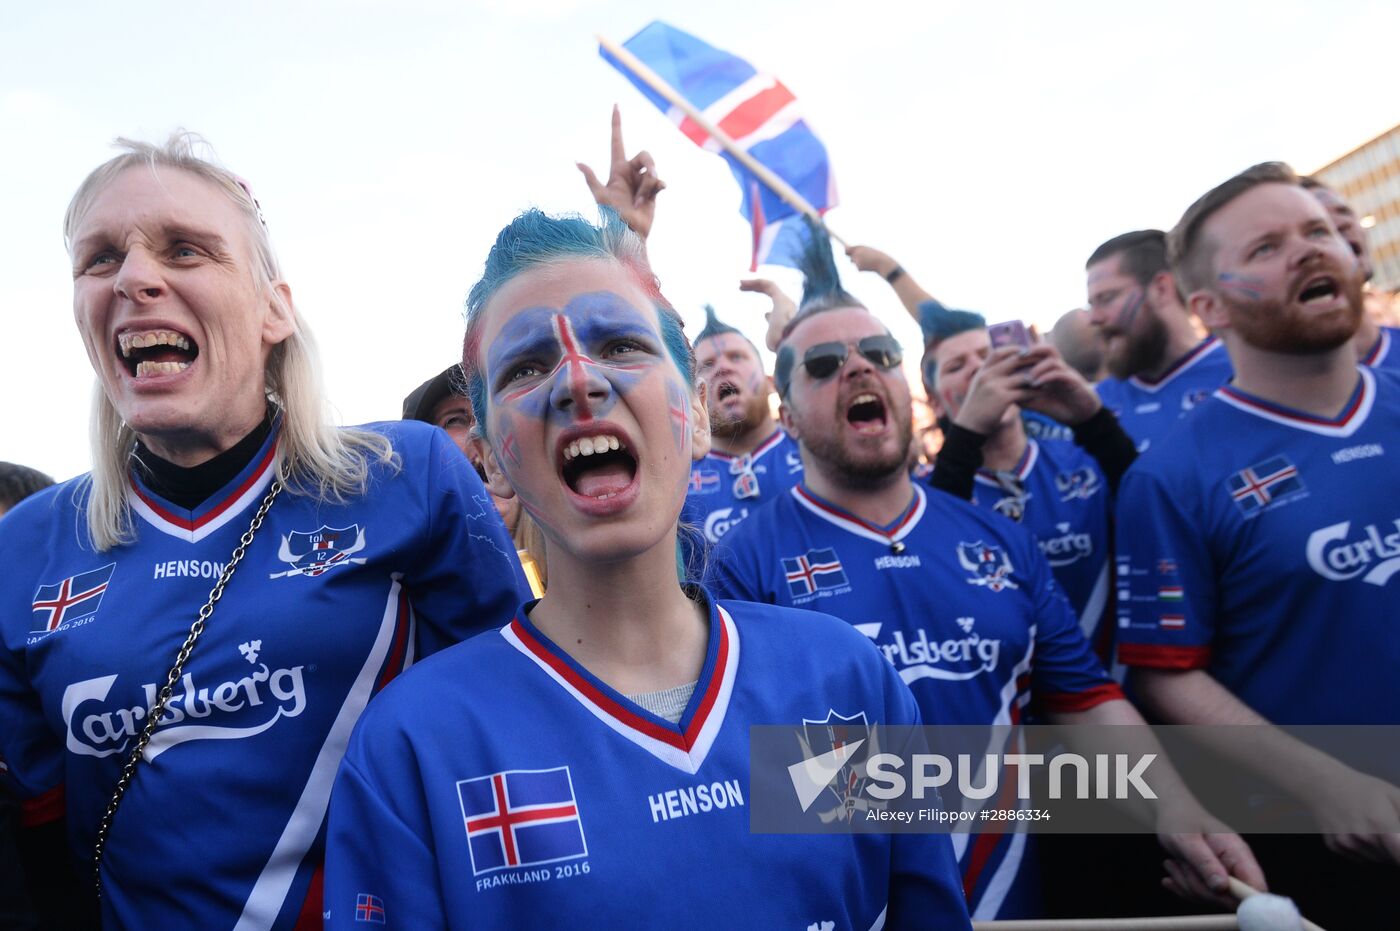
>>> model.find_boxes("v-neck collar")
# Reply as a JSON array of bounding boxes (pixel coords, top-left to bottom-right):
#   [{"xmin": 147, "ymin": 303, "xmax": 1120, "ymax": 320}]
[
  {"xmin": 705, "ymin": 428, "xmax": 786, "ymax": 464},
  {"xmin": 1363, "ymin": 328, "xmax": 1392, "ymax": 368},
  {"xmin": 1215, "ymin": 367, "xmax": 1373, "ymax": 438},
  {"xmin": 127, "ymin": 416, "xmax": 281, "ymax": 543},
  {"xmin": 1128, "ymin": 337, "xmax": 1222, "ymax": 391},
  {"xmin": 975, "ymin": 439, "xmax": 1039, "ymax": 486},
  {"xmin": 501, "ymin": 596, "xmax": 739, "ymax": 774},
  {"xmin": 791, "ymin": 482, "xmax": 926, "ymax": 547}
]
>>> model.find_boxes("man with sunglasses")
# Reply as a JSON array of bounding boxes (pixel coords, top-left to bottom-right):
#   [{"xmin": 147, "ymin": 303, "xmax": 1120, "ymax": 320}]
[
  {"xmin": 683, "ymin": 305, "xmax": 804, "ymax": 546},
  {"xmin": 712, "ymin": 234, "xmax": 1258, "ymax": 920}
]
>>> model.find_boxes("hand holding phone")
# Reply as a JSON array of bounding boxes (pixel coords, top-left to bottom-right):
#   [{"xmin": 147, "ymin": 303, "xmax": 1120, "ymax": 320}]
[{"xmin": 988, "ymin": 320, "xmax": 1031, "ymax": 352}]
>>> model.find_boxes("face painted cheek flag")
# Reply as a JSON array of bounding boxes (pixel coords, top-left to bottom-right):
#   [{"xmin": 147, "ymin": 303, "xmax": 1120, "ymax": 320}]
[{"xmin": 601, "ymin": 20, "xmax": 838, "ymax": 271}]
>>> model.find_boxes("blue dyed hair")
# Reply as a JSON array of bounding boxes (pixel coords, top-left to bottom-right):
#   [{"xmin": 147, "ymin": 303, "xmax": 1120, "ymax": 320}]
[
  {"xmin": 693, "ymin": 303, "xmax": 761, "ymax": 360},
  {"xmin": 462, "ymin": 208, "xmax": 694, "ymax": 437},
  {"xmin": 773, "ymin": 219, "xmax": 865, "ymax": 397},
  {"xmin": 795, "ymin": 216, "xmax": 860, "ymax": 315},
  {"xmin": 695, "ymin": 304, "xmax": 739, "ymax": 342},
  {"xmin": 918, "ymin": 299, "xmax": 988, "ymax": 388}
]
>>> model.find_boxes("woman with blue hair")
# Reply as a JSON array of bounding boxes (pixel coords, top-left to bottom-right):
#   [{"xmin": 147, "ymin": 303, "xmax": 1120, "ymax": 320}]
[{"xmin": 323, "ymin": 208, "xmax": 971, "ymax": 929}]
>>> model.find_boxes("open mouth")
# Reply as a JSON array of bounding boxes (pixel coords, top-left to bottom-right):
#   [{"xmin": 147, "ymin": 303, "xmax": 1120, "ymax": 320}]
[
  {"xmin": 117, "ymin": 328, "xmax": 199, "ymax": 378},
  {"xmin": 561, "ymin": 432, "xmax": 638, "ymax": 500},
  {"xmin": 715, "ymin": 380, "xmax": 741, "ymax": 403},
  {"xmin": 846, "ymin": 392, "xmax": 888, "ymax": 433},
  {"xmin": 1297, "ymin": 275, "xmax": 1339, "ymax": 306}
]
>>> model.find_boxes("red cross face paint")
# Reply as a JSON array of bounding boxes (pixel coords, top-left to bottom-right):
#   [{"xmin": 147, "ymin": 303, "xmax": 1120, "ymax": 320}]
[{"xmin": 474, "ymin": 258, "xmax": 706, "ymax": 564}]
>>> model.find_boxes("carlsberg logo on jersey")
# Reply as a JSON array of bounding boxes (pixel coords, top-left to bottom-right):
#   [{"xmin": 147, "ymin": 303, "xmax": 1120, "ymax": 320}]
[
  {"xmin": 1306, "ymin": 519, "xmax": 1400, "ymax": 586},
  {"xmin": 61, "ymin": 645, "xmax": 308, "ymax": 760},
  {"xmin": 704, "ymin": 507, "xmax": 749, "ymax": 543},
  {"xmin": 856, "ymin": 617, "xmax": 1001, "ymax": 684},
  {"xmin": 1039, "ymin": 523, "xmax": 1093, "ymax": 568}
]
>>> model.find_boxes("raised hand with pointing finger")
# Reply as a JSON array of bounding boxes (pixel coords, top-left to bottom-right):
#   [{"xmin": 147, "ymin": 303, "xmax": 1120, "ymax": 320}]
[{"xmin": 577, "ymin": 105, "xmax": 665, "ymax": 240}]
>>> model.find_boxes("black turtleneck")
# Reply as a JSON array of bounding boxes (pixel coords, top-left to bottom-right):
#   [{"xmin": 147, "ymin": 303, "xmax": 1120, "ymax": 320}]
[{"xmin": 132, "ymin": 410, "xmax": 275, "ymax": 510}]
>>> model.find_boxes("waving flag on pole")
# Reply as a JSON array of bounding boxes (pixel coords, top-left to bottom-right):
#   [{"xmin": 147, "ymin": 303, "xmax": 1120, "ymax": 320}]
[{"xmin": 600, "ymin": 21, "xmax": 838, "ymax": 271}]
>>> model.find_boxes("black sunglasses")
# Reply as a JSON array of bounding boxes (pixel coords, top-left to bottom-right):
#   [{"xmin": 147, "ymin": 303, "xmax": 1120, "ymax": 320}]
[{"xmin": 800, "ymin": 335, "xmax": 904, "ymax": 380}]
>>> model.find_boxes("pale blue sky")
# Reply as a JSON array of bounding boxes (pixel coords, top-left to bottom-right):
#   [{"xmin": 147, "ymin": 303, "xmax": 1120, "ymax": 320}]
[{"xmin": 3, "ymin": 0, "xmax": 1393, "ymax": 479}]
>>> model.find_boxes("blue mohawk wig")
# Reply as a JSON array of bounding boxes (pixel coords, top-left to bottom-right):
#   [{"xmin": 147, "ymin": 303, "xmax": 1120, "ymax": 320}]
[
  {"xmin": 917, "ymin": 299, "xmax": 987, "ymax": 390},
  {"xmin": 693, "ymin": 304, "xmax": 762, "ymax": 359},
  {"xmin": 918, "ymin": 299, "xmax": 986, "ymax": 347},
  {"xmin": 796, "ymin": 217, "xmax": 859, "ymax": 315},
  {"xmin": 773, "ymin": 218, "xmax": 865, "ymax": 396},
  {"xmin": 695, "ymin": 304, "xmax": 741, "ymax": 342}
]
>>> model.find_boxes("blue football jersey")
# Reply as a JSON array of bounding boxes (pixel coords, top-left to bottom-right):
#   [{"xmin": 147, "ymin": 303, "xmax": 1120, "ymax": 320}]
[
  {"xmin": 1115, "ymin": 367, "xmax": 1400, "ymax": 724},
  {"xmin": 1096, "ymin": 338, "xmax": 1232, "ymax": 453},
  {"xmin": 0, "ymin": 419, "xmax": 528, "ymax": 929},
  {"xmin": 682, "ymin": 428, "xmax": 804, "ymax": 545},
  {"xmin": 950, "ymin": 439, "xmax": 1113, "ymax": 663},
  {"xmin": 323, "ymin": 596, "xmax": 971, "ymax": 930},
  {"xmin": 1361, "ymin": 325, "xmax": 1400, "ymax": 371},
  {"xmin": 711, "ymin": 483, "xmax": 1121, "ymax": 918}
]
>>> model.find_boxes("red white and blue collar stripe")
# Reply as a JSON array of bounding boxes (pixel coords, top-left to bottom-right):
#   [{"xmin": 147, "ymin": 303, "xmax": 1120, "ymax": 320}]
[
  {"xmin": 704, "ymin": 428, "xmax": 786, "ymax": 465},
  {"xmin": 1363, "ymin": 328, "xmax": 1393, "ymax": 368},
  {"xmin": 1215, "ymin": 367, "xmax": 1374, "ymax": 438},
  {"xmin": 792, "ymin": 483, "xmax": 926, "ymax": 548},
  {"xmin": 501, "ymin": 600, "xmax": 738, "ymax": 774},
  {"xmin": 1128, "ymin": 338, "xmax": 1222, "ymax": 392},
  {"xmin": 975, "ymin": 440, "xmax": 1039, "ymax": 488},
  {"xmin": 127, "ymin": 425, "xmax": 280, "ymax": 543}
]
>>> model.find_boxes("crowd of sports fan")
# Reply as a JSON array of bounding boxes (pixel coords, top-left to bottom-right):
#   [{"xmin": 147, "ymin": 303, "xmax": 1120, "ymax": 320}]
[{"xmin": 2, "ymin": 112, "xmax": 1397, "ymax": 929}]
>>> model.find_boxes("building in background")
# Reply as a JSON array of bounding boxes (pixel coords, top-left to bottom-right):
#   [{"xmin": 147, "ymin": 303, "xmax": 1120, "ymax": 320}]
[{"xmin": 1314, "ymin": 122, "xmax": 1400, "ymax": 294}]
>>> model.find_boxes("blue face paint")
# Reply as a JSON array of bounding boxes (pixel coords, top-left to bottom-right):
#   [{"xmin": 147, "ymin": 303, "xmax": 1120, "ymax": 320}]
[
  {"xmin": 656, "ymin": 305, "xmax": 694, "ymax": 388},
  {"xmin": 665, "ymin": 378, "xmax": 689, "ymax": 455},
  {"xmin": 485, "ymin": 291, "xmax": 667, "ymax": 429},
  {"xmin": 1218, "ymin": 272, "xmax": 1266, "ymax": 301},
  {"xmin": 920, "ymin": 351, "xmax": 939, "ymax": 396},
  {"xmin": 774, "ymin": 344, "xmax": 797, "ymax": 397},
  {"xmin": 491, "ymin": 409, "xmax": 546, "ymax": 517},
  {"xmin": 1115, "ymin": 287, "xmax": 1145, "ymax": 331}
]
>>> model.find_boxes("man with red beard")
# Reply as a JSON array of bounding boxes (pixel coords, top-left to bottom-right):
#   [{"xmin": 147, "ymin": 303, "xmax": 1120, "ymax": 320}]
[
  {"xmin": 1115, "ymin": 162, "xmax": 1400, "ymax": 924},
  {"xmin": 1300, "ymin": 175, "xmax": 1399, "ymax": 371},
  {"xmin": 1085, "ymin": 230, "xmax": 1233, "ymax": 452},
  {"xmin": 682, "ymin": 305, "xmax": 804, "ymax": 545}
]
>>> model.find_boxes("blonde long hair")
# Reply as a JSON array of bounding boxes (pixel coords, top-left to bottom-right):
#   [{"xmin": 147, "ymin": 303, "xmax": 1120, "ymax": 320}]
[{"xmin": 66, "ymin": 132, "xmax": 394, "ymax": 551}]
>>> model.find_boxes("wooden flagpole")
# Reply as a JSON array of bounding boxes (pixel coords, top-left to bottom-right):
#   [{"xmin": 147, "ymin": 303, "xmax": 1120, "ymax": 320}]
[{"xmin": 596, "ymin": 33, "xmax": 846, "ymax": 249}]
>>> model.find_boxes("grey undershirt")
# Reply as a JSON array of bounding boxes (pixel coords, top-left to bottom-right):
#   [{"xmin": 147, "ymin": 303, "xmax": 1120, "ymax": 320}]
[{"xmin": 628, "ymin": 681, "xmax": 698, "ymax": 724}]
